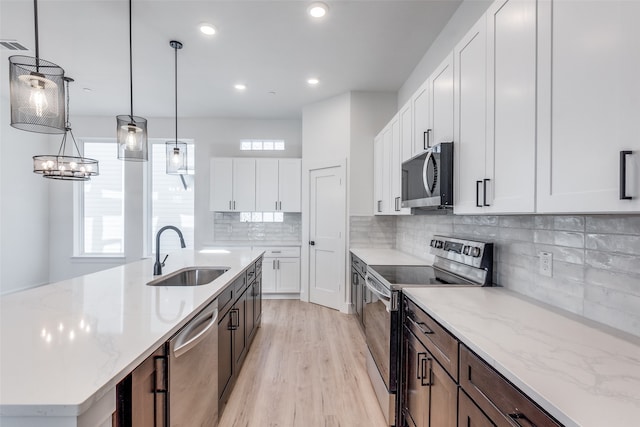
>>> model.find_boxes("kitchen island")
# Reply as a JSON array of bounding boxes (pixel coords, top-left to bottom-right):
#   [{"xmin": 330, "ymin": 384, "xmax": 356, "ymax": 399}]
[
  {"xmin": 403, "ymin": 287, "xmax": 640, "ymax": 427},
  {"xmin": 0, "ymin": 249, "xmax": 263, "ymax": 427}
]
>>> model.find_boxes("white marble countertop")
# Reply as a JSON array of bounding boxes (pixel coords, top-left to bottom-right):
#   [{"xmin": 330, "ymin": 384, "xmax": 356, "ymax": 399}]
[
  {"xmin": 0, "ymin": 249, "xmax": 263, "ymax": 417},
  {"xmin": 403, "ymin": 287, "xmax": 640, "ymax": 427},
  {"xmin": 203, "ymin": 241, "xmax": 302, "ymax": 247},
  {"xmin": 349, "ymin": 248, "xmax": 431, "ymax": 266}
]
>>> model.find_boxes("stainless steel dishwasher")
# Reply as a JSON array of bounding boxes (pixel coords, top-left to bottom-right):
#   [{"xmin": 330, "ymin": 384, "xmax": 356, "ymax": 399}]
[{"xmin": 169, "ymin": 298, "xmax": 219, "ymax": 426}]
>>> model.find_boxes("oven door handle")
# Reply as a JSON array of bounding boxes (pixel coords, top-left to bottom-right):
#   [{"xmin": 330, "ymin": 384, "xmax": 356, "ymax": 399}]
[{"xmin": 364, "ymin": 276, "xmax": 392, "ymax": 302}]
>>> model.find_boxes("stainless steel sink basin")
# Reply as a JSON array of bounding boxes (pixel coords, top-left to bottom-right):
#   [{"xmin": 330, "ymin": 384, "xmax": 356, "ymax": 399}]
[{"xmin": 147, "ymin": 267, "xmax": 230, "ymax": 287}]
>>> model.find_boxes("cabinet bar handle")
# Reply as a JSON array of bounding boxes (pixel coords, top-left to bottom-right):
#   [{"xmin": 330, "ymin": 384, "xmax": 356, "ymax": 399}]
[
  {"xmin": 395, "ymin": 196, "xmax": 400, "ymax": 212},
  {"xmin": 273, "ymin": 260, "xmax": 276, "ymax": 269},
  {"xmin": 277, "ymin": 260, "xmax": 280, "ymax": 269},
  {"xmin": 407, "ymin": 314, "xmax": 434, "ymax": 335},
  {"xmin": 229, "ymin": 200, "xmax": 232, "ymax": 210},
  {"xmin": 476, "ymin": 181, "xmax": 482, "ymax": 207},
  {"xmin": 154, "ymin": 355, "xmax": 168, "ymax": 393},
  {"xmin": 483, "ymin": 179, "xmax": 491, "ymax": 206},
  {"xmin": 279, "ymin": 201, "xmax": 282, "ymax": 210},
  {"xmin": 508, "ymin": 412, "xmax": 535, "ymax": 427},
  {"xmin": 423, "ymin": 129, "xmax": 432, "ymax": 150},
  {"xmin": 620, "ymin": 151, "xmax": 633, "ymax": 200},
  {"xmin": 276, "ymin": 201, "xmax": 278, "ymax": 210},
  {"xmin": 233, "ymin": 201, "xmax": 236, "ymax": 210},
  {"xmin": 377, "ymin": 200, "xmax": 382, "ymax": 213}
]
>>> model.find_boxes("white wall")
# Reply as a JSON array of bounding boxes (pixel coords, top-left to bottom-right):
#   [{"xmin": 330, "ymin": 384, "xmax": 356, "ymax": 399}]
[
  {"xmin": 0, "ymin": 88, "xmax": 52, "ymax": 294},
  {"xmin": 349, "ymin": 92, "xmax": 396, "ymax": 216},
  {"xmin": 47, "ymin": 115, "xmax": 301, "ymax": 282},
  {"xmin": 397, "ymin": 0, "xmax": 492, "ymax": 107}
]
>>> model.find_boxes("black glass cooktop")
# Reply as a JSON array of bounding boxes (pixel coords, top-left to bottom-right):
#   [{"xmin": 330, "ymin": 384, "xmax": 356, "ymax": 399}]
[{"xmin": 369, "ymin": 265, "xmax": 474, "ymax": 286}]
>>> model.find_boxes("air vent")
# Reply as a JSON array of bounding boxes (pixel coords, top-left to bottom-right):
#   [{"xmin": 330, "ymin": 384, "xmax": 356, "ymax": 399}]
[{"xmin": 0, "ymin": 40, "xmax": 28, "ymax": 51}]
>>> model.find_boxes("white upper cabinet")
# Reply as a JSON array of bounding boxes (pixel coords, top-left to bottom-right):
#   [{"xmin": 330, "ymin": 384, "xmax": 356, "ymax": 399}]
[
  {"xmin": 399, "ymin": 100, "xmax": 413, "ymax": 162},
  {"xmin": 373, "ymin": 115, "xmax": 405, "ymax": 215},
  {"xmin": 537, "ymin": 0, "xmax": 640, "ymax": 213},
  {"xmin": 454, "ymin": 0, "xmax": 536, "ymax": 214},
  {"xmin": 256, "ymin": 159, "xmax": 301, "ymax": 212},
  {"xmin": 412, "ymin": 81, "xmax": 430, "ymax": 156},
  {"xmin": 429, "ymin": 53, "xmax": 455, "ymax": 148},
  {"xmin": 210, "ymin": 158, "xmax": 256, "ymax": 212},
  {"xmin": 454, "ymin": 16, "xmax": 488, "ymax": 214},
  {"xmin": 485, "ymin": 0, "xmax": 537, "ymax": 213}
]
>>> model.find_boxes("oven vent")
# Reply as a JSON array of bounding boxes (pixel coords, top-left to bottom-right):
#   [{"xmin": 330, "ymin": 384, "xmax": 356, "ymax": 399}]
[{"xmin": 0, "ymin": 40, "xmax": 29, "ymax": 51}]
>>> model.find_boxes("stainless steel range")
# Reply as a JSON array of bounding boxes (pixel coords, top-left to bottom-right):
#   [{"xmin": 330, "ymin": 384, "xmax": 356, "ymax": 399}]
[{"xmin": 363, "ymin": 236, "xmax": 493, "ymax": 426}]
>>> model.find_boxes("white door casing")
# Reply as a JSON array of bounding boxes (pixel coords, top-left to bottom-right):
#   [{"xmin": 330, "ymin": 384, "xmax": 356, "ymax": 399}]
[{"xmin": 308, "ymin": 166, "xmax": 345, "ymax": 311}]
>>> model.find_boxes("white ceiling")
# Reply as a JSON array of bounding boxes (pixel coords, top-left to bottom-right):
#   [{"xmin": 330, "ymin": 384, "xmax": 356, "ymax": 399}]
[{"xmin": 0, "ymin": 0, "xmax": 461, "ymax": 119}]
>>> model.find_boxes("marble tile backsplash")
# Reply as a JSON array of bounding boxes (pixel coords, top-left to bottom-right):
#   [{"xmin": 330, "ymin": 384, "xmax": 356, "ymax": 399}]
[
  {"xmin": 392, "ymin": 214, "xmax": 640, "ymax": 338},
  {"xmin": 213, "ymin": 212, "xmax": 301, "ymax": 242}
]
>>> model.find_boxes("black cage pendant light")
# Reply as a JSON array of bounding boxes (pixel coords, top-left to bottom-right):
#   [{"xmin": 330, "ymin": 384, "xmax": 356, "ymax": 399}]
[
  {"xmin": 33, "ymin": 77, "xmax": 99, "ymax": 181},
  {"xmin": 166, "ymin": 40, "xmax": 188, "ymax": 175},
  {"xmin": 8, "ymin": 0, "xmax": 65, "ymax": 134},
  {"xmin": 116, "ymin": 0, "xmax": 148, "ymax": 161}
]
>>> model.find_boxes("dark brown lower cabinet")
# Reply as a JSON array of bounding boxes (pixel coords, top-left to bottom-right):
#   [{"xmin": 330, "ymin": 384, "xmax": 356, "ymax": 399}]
[
  {"xmin": 402, "ymin": 326, "xmax": 457, "ymax": 427},
  {"xmin": 458, "ymin": 389, "xmax": 494, "ymax": 427}
]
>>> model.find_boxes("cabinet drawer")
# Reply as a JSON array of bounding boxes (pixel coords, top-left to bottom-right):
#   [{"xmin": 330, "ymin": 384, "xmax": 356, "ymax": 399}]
[
  {"xmin": 404, "ymin": 297, "xmax": 458, "ymax": 381},
  {"xmin": 459, "ymin": 344, "xmax": 562, "ymax": 427},
  {"xmin": 218, "ymin": 285, "xmax": 234, "ymax": 316},
  {"xmin": 246, "ymin": 263, "xmax": 256, "ymax": 284},
  {"xmin": 257, "ymin": 247, "xmax": 300, "ymax": 258},
  {"xmin": 351, "ymin": 254, "xmax": 367, "ymax": 276},
  {"xmin": 233, "ymin": 274, "xmax": 248, "ymax": 300}
]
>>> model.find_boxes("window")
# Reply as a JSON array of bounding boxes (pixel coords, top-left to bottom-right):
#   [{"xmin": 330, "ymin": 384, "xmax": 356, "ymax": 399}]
[
  {"xmin": 240, "ymin": 139, "xmax": 285, "ymax": 151},
  {"xmin": 79, "ymin": 141, "xmax": 124, "ymax": 255},
  {"xmin": 149, "ymin": 142, "xmax": 195, "ymax": 254}
]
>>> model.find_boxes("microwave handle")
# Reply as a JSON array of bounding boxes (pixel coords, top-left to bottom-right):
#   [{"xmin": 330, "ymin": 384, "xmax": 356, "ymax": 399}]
[{"xmin": 422, "ymin": 150, "xmax": 435, "ymax": 197}]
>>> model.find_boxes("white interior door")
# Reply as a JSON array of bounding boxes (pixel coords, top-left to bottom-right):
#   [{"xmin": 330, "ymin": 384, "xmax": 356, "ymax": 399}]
[{"xmin": 309, "ymin": 166, "xmax": 345, "ymax": 311}]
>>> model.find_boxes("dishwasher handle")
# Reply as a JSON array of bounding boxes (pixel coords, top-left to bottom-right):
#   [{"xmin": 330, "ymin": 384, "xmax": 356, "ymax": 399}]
[{"xmin": 172, "ymin": 307, "xmax": 219, "ymax": 359}]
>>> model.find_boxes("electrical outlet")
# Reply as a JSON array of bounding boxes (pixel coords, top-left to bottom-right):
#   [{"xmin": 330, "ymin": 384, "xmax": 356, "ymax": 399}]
[{"xmin": 538, "ymin": 251, "xmax": 553, "ymax": 277}]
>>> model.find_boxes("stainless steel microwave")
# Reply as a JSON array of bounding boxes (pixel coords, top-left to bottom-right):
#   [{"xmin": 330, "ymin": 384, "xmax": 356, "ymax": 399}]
[{"xmin": 401, "ymin": 142, "xmax": 454, "ymax": 209}]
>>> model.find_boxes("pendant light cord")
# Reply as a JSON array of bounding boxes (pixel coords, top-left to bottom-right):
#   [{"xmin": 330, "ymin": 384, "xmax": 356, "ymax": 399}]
[
  {"xmin": 174, "ymin": 43, "xmax": 178, "ymax": 146},
  {"xmin": 33, "ymin": 0, "xmax": 40, "ymax": 68},
  {"xmin": 129, "ymin": 0, "xmax": 134, "ymax": 119}
]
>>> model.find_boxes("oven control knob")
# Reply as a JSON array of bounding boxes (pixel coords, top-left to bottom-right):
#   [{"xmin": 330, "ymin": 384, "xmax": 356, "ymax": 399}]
[
  {"xmin": 435, "ymin": 240, "xmax": 444, "ymax": 249},
  {"xmin": 430, "ymin": 239, "xmax": 436, "ymax": 248},
  {"xmin": 471, "ymin": 247, "xmax": 481, "ymax": 257},
  {"xmin": 463, "ymin": 246, "xmax": 470, "ymax": 255}
]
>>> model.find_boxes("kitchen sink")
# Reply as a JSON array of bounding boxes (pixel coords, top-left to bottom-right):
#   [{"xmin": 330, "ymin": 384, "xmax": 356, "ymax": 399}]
[{"xmin": 147, "ymin": 267, "xmax": 230, "ymax": 287}]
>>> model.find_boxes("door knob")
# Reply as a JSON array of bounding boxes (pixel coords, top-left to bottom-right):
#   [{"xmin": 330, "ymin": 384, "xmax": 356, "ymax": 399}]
[{"xmin": 309, "ymin": 241, "xmax": 315, "ymax": 246}]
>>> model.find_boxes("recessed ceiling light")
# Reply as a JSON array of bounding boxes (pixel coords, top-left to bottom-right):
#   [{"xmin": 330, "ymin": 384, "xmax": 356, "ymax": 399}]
[
  {"xmin": 308, "ymin": 2, "xmax": 329, "ymax": 18},
  {"xmin": 307, "ymin": 78, "xmax": 320, "ymax": 85},
  {"xmin": 234, "ymin": 83, "xmax": 246, "ymax": 91},
  {"xmin": 199, "ymin": 23, "xmax": 216, "ymax": 35},
  {"xmin": 83, "ymin": 88, "xmax": 92, "ymax": 93}
]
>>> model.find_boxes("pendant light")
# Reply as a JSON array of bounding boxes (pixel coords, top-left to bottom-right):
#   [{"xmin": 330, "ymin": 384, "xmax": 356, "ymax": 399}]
[
  {"xmin": 166, "ymin": 40, "xmax": 188, "ymax": 175},
  {"xmin": 33, "ymin": 77, "xmax": 99, "ymax": 181},
  {"xmin": 116, "ymin": 0, "xmax": 148, "ymax": 161},
  {"xmin": 8, "ymin": 0, "xmax": 65, "ymax": 134}
]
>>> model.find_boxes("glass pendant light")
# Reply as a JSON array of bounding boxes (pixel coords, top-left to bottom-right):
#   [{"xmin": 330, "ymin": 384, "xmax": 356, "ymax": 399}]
[
  {"xmin": 166, "ymin": 40, "xmax": 188, "ymax": 175},
  {"xmin": 116, "ymin": 0, "xmax": 148, "ymax": 161},
  {"xmin": 33, "ymin": 77, "xmax": 99, "ymax": 181},
  {"xmin": 8, "ymin": 0, "xmax": 65, "ymax": 134}
]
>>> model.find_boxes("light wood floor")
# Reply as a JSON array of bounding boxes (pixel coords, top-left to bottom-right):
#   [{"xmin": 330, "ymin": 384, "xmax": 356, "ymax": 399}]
[{"xmin": 218, "ymin": 300, "xmax": 387, "ymax": 427}]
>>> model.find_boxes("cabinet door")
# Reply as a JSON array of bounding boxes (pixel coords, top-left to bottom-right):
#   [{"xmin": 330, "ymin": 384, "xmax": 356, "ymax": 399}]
[
  {"xmin": 537, "ymin": 0, "xmax": 640, "ymax": 212},
  {"xmin": 261, "ymin": 258, "xmax": 277, "ymax": 292},
  {"xmin": 402, "ymin": 328, "xmax": 430, "ymax": 427},
  {"xmin": 210, "ymin": 158, "xmax": 233, "ymax": 211},
  {"xmin": 232, "ymin": 158, "xmax": 256, "ymax": 211},
  {"xmin": 381, "ymin": 124, "xmax": 393, "ymax": 214},
  {"xmin": 458, "ymin": 389, "xmax": 494, "ymax": 427},
  {"xmin": 130, "ymin": 345, "xmax": 167, "ymax": 427},
  {"xmin": 233, "ymin": 290, "xmax": 247, "ymax": 366},
  {"xmin": 412, "ymin": 81, "xmax": 430, "ymax": 157},
  {"xmin": 218, "ymin": 309, "xmax": 233, "ymax": 402},
  {"xmin": 485, "ymin": 0, "xmax": 536, "ymax": 213},
  {"xmin": 429, "ymin": 359, "xmax": 457, "ymax": 427},
  {"xmin": 373, "ymin": 133, "xmax": 384, "ymax": 214},
  {"xmin": 278, "ymin": 159, "xmax": 302, "ymax": 212},
  {"xmin": 390, "ymin": 116, "xmax": 410, "ymax": 215},
  {"xmin": 430, "ymin": 53, "xmax": 454, "ymax": 146},
  {"xmin": 277, "ymin": 257, "xmax": 300, "ymax": 293},
  {"xmin": 399, "ymin": 100, "xmax": 413, "ymax": 162},
  {"xmin": 255, "ymin": 159, "xmax": 279, "ymax": 211},
  {"xmin": 454, "ymin": 16, "xmax": 488, "ymax": 214}
]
